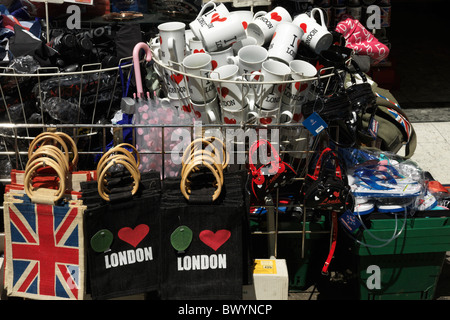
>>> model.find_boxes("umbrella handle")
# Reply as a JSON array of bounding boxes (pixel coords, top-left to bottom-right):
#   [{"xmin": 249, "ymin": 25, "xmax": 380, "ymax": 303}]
[{"xmin": 133, "ymin": 42, "xmax": 152, "ymax": 98}]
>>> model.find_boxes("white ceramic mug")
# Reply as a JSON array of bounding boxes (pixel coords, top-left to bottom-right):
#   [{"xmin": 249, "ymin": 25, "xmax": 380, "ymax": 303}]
[
  {"xmin": 292, "ymin": 8, "xmax": 333, "ymax": 54},
  {"xmin": 189, "ymin": 1, "xmax": 230, "ymax": 39},
  {"xmin": 160, "ymin": 96, "xmax": 194, "ymax": 118},
  {"xmin": 246, "ymin": 7, "xmax": 292, "ymax": 46},
  {"xmin": 227, "ymin": 44, "xmax": 268, "ymax": 78},
  {"xmin": 149, "ymin": 36, "xmax": 160, "ymax": 52},
  {"xmin": 282, "ymin": 59, "xmax": 317, "ymax": 106},
  {"xmin": 199, "ymin": 14, "xmax": 246, "ymax": 52},
  {"xmin": 185, "ymin": 29, "xmax": 195, "ymax": 45},
  {"xmin": 157, "ymin": 21, "xmax": 186, "ymax": 64},
  {"xmin": 210, "ymin": 64, "xmax": 254, "ymax": 111},
  {"xmin": 222, "ymin": 105, "xmax": 258, "ymax": 125},
  {"xmin": 268, "ymin": 22, "xmax": 303, "ymax": 65},
  {"xmin": 231, "ymin": 36, "xmax": 257, "ymax": 55},
  {"xmin": 210, "ymin": 46, "xmax": 234, "ymax": 70},
  {"xmin": 191, "ymin": 96, "xmax": 220, "ymax": 124},
  {"xmin": 256, "ymin": 107, "xmax": 293, "ymax": 125},
  {"xmin": 281, "ymin": 102, "xmax": 303, "ymax": 123},
  {"xmin": 229, "ymin": 10, "xmax": 254, "ymax": 31},
  {"xmin": 182, "ymin": 53, "xmax": 216, "ymax": 103},
  {"xmin": 189, "ymin": 37, "xmax": 207, "ymax": 54},
  {"xmin": 160, "ymin": 68, "xmax": 190, "ymax": 99},
  {"xmin": 254, "ymin": 59, "xmax": 291, "ymax": 110}
]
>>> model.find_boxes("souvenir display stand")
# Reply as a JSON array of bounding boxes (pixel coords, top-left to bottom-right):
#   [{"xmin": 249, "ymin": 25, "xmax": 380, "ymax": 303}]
[{"xmin": 1, "ymin": 0, "xmax": 450, "ymax": 301}]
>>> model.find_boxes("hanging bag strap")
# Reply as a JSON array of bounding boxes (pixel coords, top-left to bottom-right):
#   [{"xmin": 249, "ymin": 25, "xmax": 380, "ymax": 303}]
[
  {"xmin": 24, "ymin": 157, "xmax": 67, "ymax": 204},
  {"xmin": 28, "ymin": 132, "xmax": 70, "ymax": 166},
  {"xmin": 248, "ymin": 139, "xmax": 283, "ymax": 178},
  {"xmin": 97, "ymin": 154, "xmax": 141, "ymax": 202},
  {"xmin": 321, "ymin": 211, "xmax": 338, "ymax": 275},
  {"xmin": 180, "ymin": 158, "xmax": 223, "ymax": 203}
]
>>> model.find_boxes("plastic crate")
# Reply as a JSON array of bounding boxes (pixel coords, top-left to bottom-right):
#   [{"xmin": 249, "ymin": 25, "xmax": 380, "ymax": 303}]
[
  {"xmin": 276, "ymin": 216, "xmax": 330, "ymax": 291},
  {"xmin": 354, "ymin": 216, "xmax": 450, "ymax": 300}
]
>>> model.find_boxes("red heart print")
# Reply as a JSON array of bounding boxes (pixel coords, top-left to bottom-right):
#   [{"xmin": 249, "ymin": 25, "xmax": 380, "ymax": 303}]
[
  {"xmin": 315, "ymin": 61, "xmax": 325, "ymax": 74},
  {"xmin": 118, "ymin": 224, "xmax": 149, "ymax": 248},
  {"xmin": 251, "ymin": 70, "xmax": 261, "ymax": 81},
  {"xmin": 159, "ymin": 36, "xmax": 162, "ymax": 44},
  {"xmin": 190, "ymin": 105, "xmax": 201, "ymax": 118},
  {"xmin": 297, "ymin": 39, "xmax": 301, "ymax": 46},
  {"xmin": 199, "ymin": 229, "xmax": 231, "ymax": 251},
  {"xmin": 260, "ymin": 117, "xmax": 272, "ymax": 124},
  {"xmin": 293, "ymin": 113, "xmax": 302, "ymax": 122},
  {"xmin": 221, "ymin": 87, "xmax": 229, "ymax": 98},
  {"xmin": 182, "ymin": 104, "xmax": 191, "ymax": 113},
  {"xmin": 193, "ymin": 49, "xmax": 205, "ymax": 53},
  {"xmin": 295, "ymin": 82, "xmax": 308, "ymax": 92},
  {"xmin": 211, "ymin": 13, "xmax": 227, "ymax": 23},
  {"xmin": 211, "ymin": 60, "xmax": 218, "ymax": 70},
  {"xmin": 333, "ymin": 191, "xmax": 340, "ymax": 197},
  {"xmin": 242, "ymin": 21, "xmax": 248, "ymax": 29},
  {"xmin": 278, "ymin": 84, "xmax": 286, "ymax": 93},
  {"xmin": 300, "ymin": 23, "xmax": 307, "ymax": 33},
  {"xmin": 270, "ymin": 12, "xmax": 282, "ymax": 21},
  {"xmin": 170, "ymin": 73, "xmax": 184, "ymax": 84},
  {"xmin": 272, "ymin": 32, "xmax": 277, "ymax": 40},
  {"xmin": 224, "ymin": 117, "xmax": 236, "ymax": 124}
]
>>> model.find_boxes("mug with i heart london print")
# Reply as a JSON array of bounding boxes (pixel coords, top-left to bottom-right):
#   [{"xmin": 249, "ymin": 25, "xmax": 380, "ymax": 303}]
[
  {"xmin": 292, "ymin": 8, "xmax": 333, "ymax": 54},
  {"xmin": 268, "ymin": 22, "xmax": 304, "ymax": 65},
  {"xmin": 199, "ymin": 13, "xmax": 247, "ymax": 52},
  {"xmin": 246, "ymin": 7, "xmax": 292, "ymax": 46},
  {"xmin": 189, "ymin": 1, "xmax": 231, "ymax": 39}
]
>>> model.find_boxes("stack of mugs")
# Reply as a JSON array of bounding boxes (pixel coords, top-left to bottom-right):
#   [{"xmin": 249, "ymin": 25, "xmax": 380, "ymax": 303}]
[{"xmin": 151, "ymin": 2, "xmax": 344, "ymax": 127}]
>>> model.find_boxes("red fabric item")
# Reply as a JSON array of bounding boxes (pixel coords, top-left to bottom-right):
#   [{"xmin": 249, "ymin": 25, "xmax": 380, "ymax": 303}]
[{"xmin": 335, "ymin": 18, "xmax": 389, "ymax": 64}]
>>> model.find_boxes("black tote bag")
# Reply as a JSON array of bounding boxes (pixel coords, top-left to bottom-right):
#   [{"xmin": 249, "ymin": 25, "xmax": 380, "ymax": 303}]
[
  {"xmin": 159, "ymin": 170, "xmax": 251, "ymax": 300},
  {"xmin": 81, "ymin": 169, "xmax": 162, "ymax": 300}
]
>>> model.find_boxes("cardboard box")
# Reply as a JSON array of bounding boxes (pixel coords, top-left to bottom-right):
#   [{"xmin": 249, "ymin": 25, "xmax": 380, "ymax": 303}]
[{"xmin": 243, "ymin": 259, "xmax": 289, "ymax": 300}]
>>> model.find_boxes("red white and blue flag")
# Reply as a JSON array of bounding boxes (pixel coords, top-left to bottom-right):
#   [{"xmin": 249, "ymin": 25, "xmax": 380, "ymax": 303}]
[
  {"xmin": 387, "ymin": 107, "xmax": 412, "ymax": 141},
  {"xmin": 4, "ymin": 201, "xmax": 84, "ymax": 300}
]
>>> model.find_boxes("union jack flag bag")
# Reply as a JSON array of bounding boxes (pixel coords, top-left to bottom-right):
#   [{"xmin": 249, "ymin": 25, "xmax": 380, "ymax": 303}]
[
  {"xmin": 3, "ymin": 193, "xmax": 86, "ymax": 300},
  {"xmin": 2, "ymin": 132, "xmax": 87, "ymax": 300}
]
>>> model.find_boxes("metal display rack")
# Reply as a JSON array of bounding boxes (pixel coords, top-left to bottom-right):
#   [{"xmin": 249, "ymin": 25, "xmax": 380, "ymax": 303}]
[{"xmin": 0, "ymin": 42, "xmax": 348, "ymax": 269}]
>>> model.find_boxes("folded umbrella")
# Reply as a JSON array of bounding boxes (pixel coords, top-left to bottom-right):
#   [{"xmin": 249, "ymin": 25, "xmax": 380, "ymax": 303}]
[{"xmin": 335, "ymin": 18, "xmax": 389, "ymax": 64}]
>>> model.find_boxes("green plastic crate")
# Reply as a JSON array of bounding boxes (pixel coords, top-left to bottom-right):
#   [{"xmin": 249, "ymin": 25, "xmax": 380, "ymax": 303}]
[
  {"xmin": 354, "ymin": 216, "xmax": 450, "ymax": 300},
  {"xmin": 277, "ymin": 216, "xmax": 330, "ymax": 291}
]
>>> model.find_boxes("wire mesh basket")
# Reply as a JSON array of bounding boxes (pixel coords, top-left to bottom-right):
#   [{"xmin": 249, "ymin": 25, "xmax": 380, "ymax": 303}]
[
  {"xmin": 0, "ymin": 57, "xmax": 135, "ymax": 175},
  {"xmin": 0, "ymin": 40, "xmax": 351, "ymax": 259}
]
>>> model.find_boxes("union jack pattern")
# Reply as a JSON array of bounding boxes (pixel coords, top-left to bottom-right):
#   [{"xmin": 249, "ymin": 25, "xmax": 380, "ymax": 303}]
[
  {"xmin": 387, "ymin": 107, "xmax": 412, "ymax": 141},
  {"xmin": 3, "ymin": 201, "xmax": 85, "ymax": 300}
]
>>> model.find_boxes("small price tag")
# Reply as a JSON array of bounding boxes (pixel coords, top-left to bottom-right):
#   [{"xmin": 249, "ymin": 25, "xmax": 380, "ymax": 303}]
[
  {"xmin": 302, "ymin": 112, "xmax": 328, "ymax": 136},
  {"xmin": 253, "ymin": 259, "xmax": 277, "ymax": 274},
  {"xmin": 339, "ymin": 210, "xmax": 361, "ymax": 233}
]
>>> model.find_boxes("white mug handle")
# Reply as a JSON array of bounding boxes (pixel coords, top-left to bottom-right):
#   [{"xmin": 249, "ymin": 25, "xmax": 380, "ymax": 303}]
[
  {"xmin": 160, "ymin": 97, "xmax": 171, "ymax": 108},
  {"xmin": 227, "ymin": 56, "xmax": 239, "ymax": 65},
  {"xmin": 248, "ymin": 71, "xmax": 264, "ymax": 96},
  {"xmin": 311, "ymin": 8, "xmax": 326, "ymax": 28},
  {"xmin": 252, "ymin": 11, "xmax": 267, "ymax": 20},
  {"xmin": 280, "ymin": 110, "xmax": 294, "ymax": 123},
  {"xmin": 247, "ymin": 110, "xmax": 259, "ymax": 121},
  {"xmin": 150, "ymin": 36, "xmax": 160, "ymax": 49},
  {"xmin": 197, "ymin": 0, "xmax": 217, "ymax": 19},
  {"xmin": 207, "ymin": 109, "xmax": 217, "ymax": 123},
  {"xmin": 235, "ymin": 75, "xmax": 257, "ymax": 99}
]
